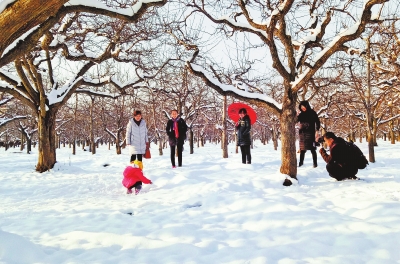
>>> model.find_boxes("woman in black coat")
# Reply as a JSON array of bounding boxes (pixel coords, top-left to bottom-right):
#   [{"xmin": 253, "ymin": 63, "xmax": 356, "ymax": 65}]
[
  {"xmin": 236, "ymin": 108, "xmax": 252, "ymax": 164},
  {"xmin": 296, "ymin": 101, "xmax": 320, "ymax": 167},
  {"xmin": 166, "ymin": 110, "xmax": 188, "ymax": 168}
]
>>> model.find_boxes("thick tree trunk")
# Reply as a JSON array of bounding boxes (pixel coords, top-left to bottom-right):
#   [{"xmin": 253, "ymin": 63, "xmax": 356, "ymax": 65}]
[
  {"xmin": 0, "ymin": 0, "xmax": 68, "ymax": 64},
  {"xmin": 36, "ymin": 110, "xmax": 57, "ymax": 172},
  {"xmin": 279, "ymin": 90, "xmax": 297, "ymax": 178}
]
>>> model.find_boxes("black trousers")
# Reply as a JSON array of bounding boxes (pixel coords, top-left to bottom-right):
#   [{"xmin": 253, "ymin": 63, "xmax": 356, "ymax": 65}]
[
  {"xmin": 130, "ymin": 154, "xmax": 142, "ymax": 162},
  {"xmin": 128, "ymin": 181, "xmax": 142, "ymax": 190},
  {"xmin": 170, "ymin": 144, "xmax": 183, "ymax": 166},
  {"xmin": 326, "ymin": 163, "xmax": 358, "ymax": 181},
  {"xmin": 299, "ymin": 149, "xmax": 317, "ymax": 165},
  {"xmin": 240, "ymin": 145, "xmax": 251, "ymax": 164}
]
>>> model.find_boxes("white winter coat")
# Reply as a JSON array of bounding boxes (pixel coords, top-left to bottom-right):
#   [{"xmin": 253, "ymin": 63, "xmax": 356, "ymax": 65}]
[{"xmin": 126, "ymin": 118, "xmax": 148, "ymax": 155}]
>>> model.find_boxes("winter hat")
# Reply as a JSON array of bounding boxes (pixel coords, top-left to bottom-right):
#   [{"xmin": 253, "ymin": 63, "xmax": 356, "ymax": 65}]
[
  {"xmin": 132, "ymin": 160, "xmax": 143, "ymax": 170},
  {"xmin": 130, "ymin": 163, "xmax": 139, "ymax": 169},
  {"xmin": 299, "ymin": 101, "xmax": 311, "ymax": 111}
]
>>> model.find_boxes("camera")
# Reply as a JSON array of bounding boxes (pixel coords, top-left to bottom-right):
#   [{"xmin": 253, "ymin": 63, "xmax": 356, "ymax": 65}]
[{"xmin": 314, "ymin": 136, "xmax": 324, "ymax": 147}]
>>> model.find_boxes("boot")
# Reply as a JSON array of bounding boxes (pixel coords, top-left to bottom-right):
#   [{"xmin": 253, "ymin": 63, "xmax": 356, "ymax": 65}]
[{"xmin": 299, "ymin": 151, "xmax": 305, "ymax": 167}]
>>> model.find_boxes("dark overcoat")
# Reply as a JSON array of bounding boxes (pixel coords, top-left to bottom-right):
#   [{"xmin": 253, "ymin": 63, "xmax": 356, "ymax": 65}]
[
  {"xmin": 236, "ymin": 115, "xmax": 252, "ymax": 146},
  {"xmin": 166, "ymin": 118, "xmax": 188, "ymax": 146},
  {"xmin": 320, "ymin": 137, "xmax": 358, "ymax": 176},
  {"xmin": 297, "ymin": 101, "xmax": 320, "ymax": 150}
]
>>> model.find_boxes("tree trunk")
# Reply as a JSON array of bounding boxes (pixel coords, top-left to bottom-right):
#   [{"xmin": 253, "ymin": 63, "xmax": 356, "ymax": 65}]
[
  {"xmin": 26, "ymin": 137, "xmax": 32, "ymax": 154},
  {"xmin": 272, "ymin": 127, "xmax": 278, "ymax": 151},
  {"xmin": 20, "ymin": 132, "xmax": 25, "ymax": 151},
  {"xmin": 36, "ymin": 110, "xmax": 57, "ymax": 172},
  {"xmin": 72, "ymin": 138, "xmax": 76, "ymax": 155},
  {"xmin": 158, "ymin": 139, "xmax": 163, "ymax": 155},
  {"xmin": 116, "ymin": 131, "xmax": 122, "ymax": 154},
  {"xmin": 279, "ymin": 90, "xmax": 297, "ymax": 178},
  {"xmin": 222, "ymin": 95, "xmax": 228, "ymax": 158},
  {"xmin": 90, "ymin": 100, "xmax": 96, "ymax": 155},
  {"xmin": 189, "ymin": 129, "xmax": 194, "ymax": 154},
  {"xmin": 366, "ymin": 115, "xmax": 376, "ymax": 163},
  {"xmin": 0, "ymin": 0, "xmax": 69, "ymax": 65},
  {"xmin": 389, "ymin": 120, "xmax": 396, "ymax": 144}
]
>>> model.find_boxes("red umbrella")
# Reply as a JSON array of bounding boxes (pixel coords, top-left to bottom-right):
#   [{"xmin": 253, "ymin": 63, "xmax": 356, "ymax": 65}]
[{"xmin": 228, "ymin": 102, "xmax": 257, "ymax": 125}]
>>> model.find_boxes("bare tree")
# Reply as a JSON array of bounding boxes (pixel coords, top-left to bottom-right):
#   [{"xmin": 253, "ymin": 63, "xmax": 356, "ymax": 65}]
[
  {"xmin": 173, "ymin": 0, "xmax": 394, "ymax": 183},
  {"xmin": 0, "ymin": 6, "xmax": 170, "ymax": 172}
]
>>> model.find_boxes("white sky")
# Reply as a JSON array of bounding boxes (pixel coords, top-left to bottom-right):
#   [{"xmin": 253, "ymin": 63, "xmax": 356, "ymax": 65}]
[{"xmin": 1, "ymin": 140, "xmax": 400, "ymax": 263}]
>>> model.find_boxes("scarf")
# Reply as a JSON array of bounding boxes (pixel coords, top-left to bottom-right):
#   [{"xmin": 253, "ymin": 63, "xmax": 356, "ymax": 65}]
[{"xmin": 172, "ymin": 117, "xmax": 180, "ymax": 138}]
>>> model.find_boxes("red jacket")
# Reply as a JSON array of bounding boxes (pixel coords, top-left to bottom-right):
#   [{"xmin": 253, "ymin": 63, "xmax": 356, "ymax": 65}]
[{"xmin": 122, "ymin": 166, "xmax": 152, "ymax": 188}]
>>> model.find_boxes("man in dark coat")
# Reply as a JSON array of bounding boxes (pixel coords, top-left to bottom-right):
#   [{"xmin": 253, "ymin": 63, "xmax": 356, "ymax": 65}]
[
  {"xmin": 236, "ymin": 108, "xmax": 252, "ymax": 164},
  {"xmin": 166, "ymin": 110, "xmax": 188, "ymax": 168},
  {"xmin": 319, "ymin": 132, "xmax": 359, "ymax": 181},
  {"xmin": 296, "ymin": 100, "xmax": 320, "ymax": 167}
]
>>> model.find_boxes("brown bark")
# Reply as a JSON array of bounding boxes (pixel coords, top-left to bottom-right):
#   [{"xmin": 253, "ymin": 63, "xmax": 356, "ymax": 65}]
[
  {"xmin": 189, "ymin": 129, "xmax": 194, "ymax": 154},
  {"xmin": 222, "ymin": 95, "xmax": 228, "ymax": 158},
  {"xmin": 279, "ymin": 88, "xmax": 298, "ymax": 178},
  {"xmin": 36, "ymin": 110, "xmax": 57, "ymax": 172},
  {"xmin": 116, "ymin": 133, "xmax": 122, "ymax": 155},
  {"xmin": 0, "ymin": 0, "xmax": 68, "ymax": 60}
]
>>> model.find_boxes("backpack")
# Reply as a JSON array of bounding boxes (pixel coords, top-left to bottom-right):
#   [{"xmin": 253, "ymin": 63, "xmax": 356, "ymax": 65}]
[{"xmin": 344, "ymin": 141, "xmax": 369, "ymax": 169}]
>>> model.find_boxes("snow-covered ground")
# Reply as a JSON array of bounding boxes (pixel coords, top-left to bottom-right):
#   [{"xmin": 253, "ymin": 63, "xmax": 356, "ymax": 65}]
[{"xmin": 1, "ymin": 140, "xmax": 400, "ymax": 264}]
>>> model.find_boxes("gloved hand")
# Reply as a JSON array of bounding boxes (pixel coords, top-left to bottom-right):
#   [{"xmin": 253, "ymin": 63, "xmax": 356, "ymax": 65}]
[
  {"xmin": 319, "ymin": 147, "xmax": 326, "ymax": 154},
  {"xmin": 149, "ymin": 180, "xmax": 153, "ymax": 184}
]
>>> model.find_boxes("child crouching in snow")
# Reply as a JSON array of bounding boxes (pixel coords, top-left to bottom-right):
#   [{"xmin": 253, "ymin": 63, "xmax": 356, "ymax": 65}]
[{"xmin": 122, "ymin": 163, "xmax": 152, "ymax": 195}]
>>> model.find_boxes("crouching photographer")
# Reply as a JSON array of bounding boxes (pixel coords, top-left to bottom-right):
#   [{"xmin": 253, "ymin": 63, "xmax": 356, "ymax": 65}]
[{"xmin": 318, "ymin": 132, "xmax": 359, "ymax": 181}]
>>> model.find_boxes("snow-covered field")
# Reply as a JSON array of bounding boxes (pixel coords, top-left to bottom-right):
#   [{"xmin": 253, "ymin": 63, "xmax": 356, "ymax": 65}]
[{"xmin": 1, "ymin": 140, "xmax": 400, "ymax": 264}]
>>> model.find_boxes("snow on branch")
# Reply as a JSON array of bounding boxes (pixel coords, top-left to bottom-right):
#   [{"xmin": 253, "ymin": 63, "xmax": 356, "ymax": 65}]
[
  {"xmin": 75, "ymin": 88, "xmax": 119, "ymax": 99},
  {"xmin": 105, "ymin": 128, "xmax": 117, "ymax": 140},
  {"xmin": 63, "ymin": 0, "xmax": 167, "ymax": 25},
  {"xmin": 291, "ymin": 0, "xmax": 389, "ymax": 91},
  {"xmin": 188, "ymin": 63, "xmax": 282, "ymax": 113},
  {"xmin": 0, "ymin": 116, "xmax": 27, "ymax": 127},
  {"xmin": 0, "ymin": 96, "xmax": 13, "ymax": 106},
  {"xmin": 64, "ymin": 0, "xmax": 165, "ymax": 16}
]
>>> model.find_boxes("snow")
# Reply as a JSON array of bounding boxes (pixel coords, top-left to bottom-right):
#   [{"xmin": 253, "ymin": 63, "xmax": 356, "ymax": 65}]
[
  {"xmin": 1, "ymin": 25, "xmax": 40, "ymax": 59},
  {"xmin": 0, "ymin": 0, "xmax": 15, "ymax": 14},
  {"xmin": 1, "ymin": 140, "xmax": 400, "ymax": 263},
  {"xmin": 190, "ymin": 63, "xmax": 282, "ymax": 110},
  {"xmin": 64, "ymin": 0, "xmax": 165, "ymax": 16}
]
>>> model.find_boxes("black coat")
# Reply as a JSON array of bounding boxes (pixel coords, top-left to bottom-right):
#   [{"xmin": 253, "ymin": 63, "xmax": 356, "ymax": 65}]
[
  {"xmin": 236, "ymin": 115, "xmax": 251, "ymax": 146},
  {"xmin": 320, "ymin": 137, "xmax": 358, "ymax": 176},
  {"xmin": 166, "ymin": 118, "xmax": 188, "ymax": 146},
  {"xmin": 297, "ymin": 101, "xmax": 320, "ymax": 150}
]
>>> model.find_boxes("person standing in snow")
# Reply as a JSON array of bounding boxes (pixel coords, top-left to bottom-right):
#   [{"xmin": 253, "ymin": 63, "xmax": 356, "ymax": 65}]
[
  {"xmin": 296, "ymin": 100, "xmax": 320, "ymax": 168},
  {"xmin": 166, "ymin": 110, "xmax": 188, "ymax": 168},
  {"xmin": 319, "ymin": 132, "xmax": 359, "ymax": 181},
  {"xmin": 236, "ymin": 108, "xmax": 252, "ymax": 164},
  {"xmin": 126, "ymin": 110, "xmax": 149, "ymax": 170}
]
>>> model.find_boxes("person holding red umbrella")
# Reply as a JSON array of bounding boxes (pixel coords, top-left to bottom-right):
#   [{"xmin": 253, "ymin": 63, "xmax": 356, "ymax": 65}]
[{"xmin": 236, "ymin": 108, "xmax": 252, "ymax": 164}]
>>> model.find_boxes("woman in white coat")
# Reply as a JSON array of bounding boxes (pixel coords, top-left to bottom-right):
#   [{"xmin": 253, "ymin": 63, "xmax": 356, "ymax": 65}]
[{"xmin": 126, "ymin": 110, "xmax": 149, "ymax": 169}]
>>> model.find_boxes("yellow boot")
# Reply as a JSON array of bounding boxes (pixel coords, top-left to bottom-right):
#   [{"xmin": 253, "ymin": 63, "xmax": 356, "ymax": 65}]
[{"xmin": 133, "ymin": 160, "xmax": 143, "ymax": 170}]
